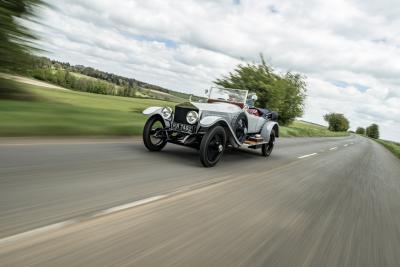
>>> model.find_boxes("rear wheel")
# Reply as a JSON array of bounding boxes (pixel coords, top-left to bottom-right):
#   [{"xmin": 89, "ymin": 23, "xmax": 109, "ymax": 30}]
[
  {"xmin": 200, "ymin": 126, "xmax": 226, "ymax": 167},
  {"xmin": 143, "ymin": 115, "xmax": 167, "ymax": 151},
  {"xmin": 262, "ymin": 130, "xmax": 275, "ymax": 157}
]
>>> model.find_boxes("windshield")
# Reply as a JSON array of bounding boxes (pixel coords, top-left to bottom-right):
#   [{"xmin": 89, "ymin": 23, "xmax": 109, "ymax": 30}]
[{"xmin": 208, "ymin": 87, "xmax": 248, "ymax": 104}]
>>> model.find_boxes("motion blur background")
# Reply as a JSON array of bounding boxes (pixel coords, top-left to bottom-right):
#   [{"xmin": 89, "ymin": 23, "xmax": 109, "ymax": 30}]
[{"xmin": 0, "ymin": 0, "xmax": 399, "ymax": 142}]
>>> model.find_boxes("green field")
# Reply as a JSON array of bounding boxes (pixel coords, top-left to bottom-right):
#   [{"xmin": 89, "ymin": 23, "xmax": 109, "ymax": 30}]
[
  {"xmin": 0, "ymin": 78, "xmax": 175, "ymax": 136},
  {"xmin": 0, "ymin": 77, "xmax": 348, "ymax": 137},
  {"xmin": 280, "ymin": 121, "xmax": 348, "ymax": 137}
]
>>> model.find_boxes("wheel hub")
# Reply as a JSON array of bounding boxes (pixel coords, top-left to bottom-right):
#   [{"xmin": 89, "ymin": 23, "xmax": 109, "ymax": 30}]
[{"xmin": 218, "ymin": 144, "xmax": 223, "ymax": 152}]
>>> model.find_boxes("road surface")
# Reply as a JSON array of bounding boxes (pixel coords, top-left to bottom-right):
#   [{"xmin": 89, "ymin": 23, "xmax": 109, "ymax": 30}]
[{"xmin": 1, "ymin": 135, "xmax": 400, "ymax": 266}]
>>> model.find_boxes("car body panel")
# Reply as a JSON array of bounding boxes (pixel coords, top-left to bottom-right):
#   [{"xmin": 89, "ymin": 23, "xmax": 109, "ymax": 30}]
[
  {"xmin": 245, "ymin": 111, "xmax": 266, "ymax": 133},
  {"xmin": 261, "ymin": 121, "xmax": 279, "ymax": 141},
  {"xmin": 191, "ymin": 102, "xmax": 242, "ymax": 113},
  {"xmin": 199, "ymin": 115, "xmax": 242, "ymax": 146},
  {"xmin": 143, "ymin": 106, "xmax": 163, "ymax": 115}
]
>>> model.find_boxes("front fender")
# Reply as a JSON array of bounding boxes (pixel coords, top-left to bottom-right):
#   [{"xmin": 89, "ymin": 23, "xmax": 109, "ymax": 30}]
[
  {"xmin": 142, "ymin": 107, "xmax": 171, "ymax": 127},
  {"xmin": 199, "ymin": 116, "xmax": 225, "ymax": 127},
  {"xmin": 142, "ymin": 106, "xmax": 163, "ymax": 116},
  {"xmin": 199, "ymin": 116, "xmax": 241, "ymax": 147}
]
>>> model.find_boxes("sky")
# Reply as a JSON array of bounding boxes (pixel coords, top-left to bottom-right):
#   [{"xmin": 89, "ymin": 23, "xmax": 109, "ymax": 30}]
[{"xmin": 30, "ymin": 0, "xmax": 399, "ymax": 141}]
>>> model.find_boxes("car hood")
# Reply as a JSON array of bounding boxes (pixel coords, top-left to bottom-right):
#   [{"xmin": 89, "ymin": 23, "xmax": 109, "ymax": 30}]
[{"xmin": 190, "ymin": 102, "xmax": 242, "ymax": 113}]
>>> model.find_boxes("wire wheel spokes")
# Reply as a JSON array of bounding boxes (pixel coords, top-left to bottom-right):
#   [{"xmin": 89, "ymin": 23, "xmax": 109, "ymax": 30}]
[
  {"xmin": 266, "ymin": 134, "xmax": 275, "ymax": 153},
  {"xmin": 207, "ymin": 133, "xmax": 224, "ymax": 162},
  {"xmin": 235, "ymin": 118, "xmax": 247, "ymax": 143},
  {"xmin": 149, "ymin": 120, "xmax": 165, "ymax": 145}
]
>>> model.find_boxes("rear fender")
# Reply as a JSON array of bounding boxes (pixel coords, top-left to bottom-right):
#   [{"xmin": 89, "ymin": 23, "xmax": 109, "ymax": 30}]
[{"xmin": 260, "ymin": 121, "xmax": 279, "ymax": 142}]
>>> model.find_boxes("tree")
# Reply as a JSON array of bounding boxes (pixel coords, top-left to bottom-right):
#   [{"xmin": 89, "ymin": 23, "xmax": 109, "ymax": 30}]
[
  {"xmin": 214, "ymin": 55, "xmax": 307, "ymax": 125},
  {"xmin": 355, "ymin": 127, "xmax": 365, "ymax": 135},
  {"xmin": 0, "ymin": 0, "xmax": 44, "ymax": 99},
  {"xmin": 0, "ymin": 0, "xmax": 44, "ymax": 72},
  {"xmin": 366, "ymin": 124, "xmax": 379, "ymax": 139},
  {"xmin": 323, "ymin": 113, "xmax": 349, "ymax": 132}
]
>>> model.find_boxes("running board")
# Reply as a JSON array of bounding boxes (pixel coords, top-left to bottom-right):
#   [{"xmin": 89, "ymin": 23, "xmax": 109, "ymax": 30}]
[{"xmin": 242, "ymin": 140, "xmax": 268, "ymax": 149}]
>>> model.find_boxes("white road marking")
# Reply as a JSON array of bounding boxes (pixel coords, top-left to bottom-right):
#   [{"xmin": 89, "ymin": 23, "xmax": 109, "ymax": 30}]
[
  {"xmin": 0, "ymin": 220, "xmax": 75, "ymax": 245},
  {"xmin": 350, "ymin": 142, "xmax": 354, "ymax": 145},
  {"xmin": 298, "ymin": 153, "xmax": 317, "ymax": 159},
  {"xmin": 94, "ymin": 195, "xmax": 167, "ymax": 217},
  {"xmin": 329, "ymin": 147, "xmax": 338, "ymax": 150},
  {"xmin": 0, "ymin": 195, "xmax": 167, "ymax": 245},
  {"xmin": 344, "ymin": 144, "xmax": 348, "ymax": 147}
]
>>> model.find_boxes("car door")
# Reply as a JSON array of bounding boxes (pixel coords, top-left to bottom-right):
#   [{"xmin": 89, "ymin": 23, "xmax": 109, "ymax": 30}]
[{"xmin": 245, "ymin": 110, "xmax": 263, "ymax": 133}]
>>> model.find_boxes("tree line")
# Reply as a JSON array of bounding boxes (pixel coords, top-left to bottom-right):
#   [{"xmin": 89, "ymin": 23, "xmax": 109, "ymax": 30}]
[
  {"xmin": 29, "ymin": 67, "xmax": 138, "ymax": 97},
  {"xmin": 323, "ymin": 112, "xmax": 380, "ymax": 138},
  {"xmin": 26, "ymin": 56, "xmax": 190, "ymax": 99},
  {"xmin": 356, "ymin": 124, "xmax": 380, "ymax": 139}
]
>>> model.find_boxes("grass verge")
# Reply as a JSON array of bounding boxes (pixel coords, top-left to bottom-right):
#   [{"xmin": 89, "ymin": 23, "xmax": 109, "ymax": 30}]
[
  {"xmin": 375, "ymin": 139, "xmax": 400, "ymax": 159},
  {"xmin": 0, "ymin": 78, "xmax": 175, "ymax": 136},
  {"xmin": 280, "ymin": 121, "xmax": 348, "ymax": 137}
]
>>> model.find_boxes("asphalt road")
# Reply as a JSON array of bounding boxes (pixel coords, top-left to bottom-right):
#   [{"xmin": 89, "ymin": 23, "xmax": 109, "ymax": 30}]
[{"xmin": 1, "ymin": 135, "xmax": 400, "ymax": 266}]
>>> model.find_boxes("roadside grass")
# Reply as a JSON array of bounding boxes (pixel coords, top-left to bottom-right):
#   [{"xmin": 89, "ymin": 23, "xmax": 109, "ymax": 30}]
[
  {"xmin": 0, "ymin": 78, "xmax": 175, "ymax": 136},
  {"xmin": 280, "ymin": 121, "xmax": 349, "ymax": 137},
  {"xmin": 1, "ymin": 77, "xmax": 349, "ymax": 137},
  {"xmin": 375, "ymin": 139, "xmax": 400, "ymax": 159}
]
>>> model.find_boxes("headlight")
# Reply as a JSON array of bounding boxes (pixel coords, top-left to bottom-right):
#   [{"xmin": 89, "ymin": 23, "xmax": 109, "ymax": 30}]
[
  {"xmin": 161, "ymin": 107, "xmax": 173, "ymax": 119},
  {"xmin": 186, "ymin": 111, "xmax": 199, "ymax": 124}
]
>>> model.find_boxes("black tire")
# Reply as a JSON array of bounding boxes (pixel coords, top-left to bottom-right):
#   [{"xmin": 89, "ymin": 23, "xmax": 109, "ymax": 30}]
[
  {"xmin": 232, "ymin": 112, "xmax": 248, "ymax": 143},
  {"xmin": 143, "ymin": 115, "xmax": 167, "ymax": 151},
  {"xmin": 200, "ymin": 126, "xmax": 226, "ymax": 167},
  {"xmin": 262, "ymin": 130, "xmax": 275, "ymax": 157}
]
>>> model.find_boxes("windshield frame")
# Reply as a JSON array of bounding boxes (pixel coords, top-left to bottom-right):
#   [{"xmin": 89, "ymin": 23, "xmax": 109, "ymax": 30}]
[{"xmin": 206, "ymin": 87, "xmax": 249, "ymax": 105}]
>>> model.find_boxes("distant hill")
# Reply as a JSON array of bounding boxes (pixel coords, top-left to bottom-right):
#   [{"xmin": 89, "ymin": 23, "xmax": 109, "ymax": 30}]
[{"xmin": 25, "ymin": 56, "xmax": 197, "ymax": 102}]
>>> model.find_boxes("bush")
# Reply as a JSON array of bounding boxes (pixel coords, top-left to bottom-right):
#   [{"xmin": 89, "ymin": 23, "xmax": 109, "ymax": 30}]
[
  {"xmin": 366, "ymin": 124, "xmax": 379, "ymax": 139},
  {"xmin": 323, "ymin": 113, "xmax": 349, "ymax": 132},
  {"xmin": 356, "ymin": 127, "xmax": 365, "ymax": 135}
]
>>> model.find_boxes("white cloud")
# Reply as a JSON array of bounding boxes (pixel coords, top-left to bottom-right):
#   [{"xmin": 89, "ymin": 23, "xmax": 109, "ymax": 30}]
[{"xmin": 29, "ymin": 0, "xmax": 400, "ymax": 141}]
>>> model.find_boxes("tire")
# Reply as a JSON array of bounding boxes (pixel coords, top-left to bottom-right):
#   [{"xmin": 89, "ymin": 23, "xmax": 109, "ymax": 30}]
[
  {"xmin": 262, "ymin": 130, "xmax": 275, "ymax": 157},
  {"xmin": 200, "ymin": 126, "xmax": 226, "ymax": 167},
  {"xmin": 232, "ymin": 112, "xmax": 248, "ymax": 143},
  {"xmin": 143, "ymin": 115, "xmax": 167, "ymax": 151}
]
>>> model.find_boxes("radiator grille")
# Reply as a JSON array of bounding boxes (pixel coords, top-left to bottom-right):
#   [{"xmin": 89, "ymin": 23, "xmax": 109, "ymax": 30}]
[{"xmin": 174, "ymin": 106, "xmax": 197, "ymax": 124}]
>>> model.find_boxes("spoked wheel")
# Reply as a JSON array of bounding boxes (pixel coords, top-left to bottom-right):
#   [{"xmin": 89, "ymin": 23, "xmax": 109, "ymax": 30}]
[
  {"xmin": 262, "ymin": 130, "xmax": 275, "ymax": 157},
  {"xmin": 233, "ymin": 113, "xmax": 248, "ymax": 143},
  {"xmin": 200, "ymin": 126, "xmax": 226, "ymax": 167},
  {"xmin": 143, "ymin": 115, "xmax": 167, "ymax": 151}
]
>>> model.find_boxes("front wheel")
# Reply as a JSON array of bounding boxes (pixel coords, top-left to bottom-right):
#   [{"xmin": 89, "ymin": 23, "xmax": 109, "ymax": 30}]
[
  {"xmin": 200, "ymin": 126, "xmax": 226, "ymax": 167},
  {"xmin": 143, "ymin": 115, "xmax": 167, "ymax": 151},
  {"xmin": 262, "ymin": 130, "xmax": 275, "ymax": 157}
]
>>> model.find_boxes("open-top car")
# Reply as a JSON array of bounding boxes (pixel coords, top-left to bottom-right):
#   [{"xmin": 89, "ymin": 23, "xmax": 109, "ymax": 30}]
[{"xmin": 142, "ymin": 87, "xmax": 279, "ymax": 167}]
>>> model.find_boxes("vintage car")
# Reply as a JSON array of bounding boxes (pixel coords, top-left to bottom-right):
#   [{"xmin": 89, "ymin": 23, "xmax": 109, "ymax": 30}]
[{"xmin": 142, "ymin": 87, "xmax": 279, "ymax": 167}]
